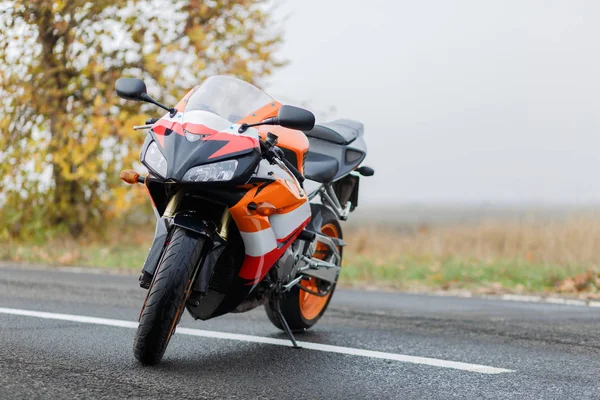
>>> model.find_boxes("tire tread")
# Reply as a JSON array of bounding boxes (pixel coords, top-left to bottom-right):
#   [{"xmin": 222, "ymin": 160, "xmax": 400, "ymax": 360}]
[{"xmin": 133, "ymin": 227, "xmax": 204, "ymax": 365}]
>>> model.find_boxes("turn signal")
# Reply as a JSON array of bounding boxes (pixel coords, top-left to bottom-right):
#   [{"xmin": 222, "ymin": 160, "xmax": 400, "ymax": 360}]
[
  {"xmin": 256, "ymin": 202, "xmax": 277, "ymax": 216},
  {"xmin": 120, "ymin": 169, "xmax": 140, "ymax": 184}
]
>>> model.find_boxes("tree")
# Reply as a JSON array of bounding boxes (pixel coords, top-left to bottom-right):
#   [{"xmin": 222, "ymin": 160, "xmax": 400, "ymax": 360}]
[{"xmin": 0, "ymin": 0, "xmax": 284, "ymax": 238}]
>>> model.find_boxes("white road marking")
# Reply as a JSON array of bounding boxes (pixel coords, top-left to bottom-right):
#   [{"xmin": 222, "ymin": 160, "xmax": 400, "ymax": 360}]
[
  {"xmin": 0, "ymin": 307, "xmax": 514, "ymax": 374},
  {"xmin": 431, "ymin": 291, "xmax": 600, "ymax": 308}
]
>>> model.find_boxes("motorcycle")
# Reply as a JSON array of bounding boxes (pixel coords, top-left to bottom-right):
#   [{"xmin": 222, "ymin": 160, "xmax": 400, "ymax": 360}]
[{"xmin": 116, "ymin": 75, "xmax": 374, "ymax": 365}]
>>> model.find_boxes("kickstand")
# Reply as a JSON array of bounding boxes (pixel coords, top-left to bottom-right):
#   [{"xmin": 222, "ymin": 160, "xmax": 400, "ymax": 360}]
[{"xmin": 272, "ymin": 299, "xmax": 301, "ymax": 349}]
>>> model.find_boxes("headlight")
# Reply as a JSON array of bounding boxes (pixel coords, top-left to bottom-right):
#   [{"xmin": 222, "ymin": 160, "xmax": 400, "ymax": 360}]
[
  {"xmin": 144, "ymin": 141, "xmax": 167, "ymax": 177},
  {"xmin": 182, "ymin": 160, "xmax": 238, "ymax": 182}
]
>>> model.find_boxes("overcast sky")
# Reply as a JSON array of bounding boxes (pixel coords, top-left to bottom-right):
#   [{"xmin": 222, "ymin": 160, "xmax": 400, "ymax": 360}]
[{"xmin": 266, "ymin": 0, "xmax": 600, "ymax": 205}]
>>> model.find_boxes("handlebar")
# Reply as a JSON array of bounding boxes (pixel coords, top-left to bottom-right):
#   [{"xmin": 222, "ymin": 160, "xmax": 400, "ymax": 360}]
[
  {"xmin": 133, "ymin": 117, "xmax": 159, "ymax": 130},
  {"xmin": 275, "ymin": 147, "xmax": 305, "ymax": 184},
  {"xmin": 133, "ymin": 124, "xmax": 153, "ymax": 130},
  {"xmin": 260, "ymin": 139, "xmax": 305, "ymax": 184}
]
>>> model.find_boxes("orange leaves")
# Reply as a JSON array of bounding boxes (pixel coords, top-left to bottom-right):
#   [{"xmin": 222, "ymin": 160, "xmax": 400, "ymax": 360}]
[{"xmin": 555, "ymin": 271, "xmax": 600, "ymax": 295}]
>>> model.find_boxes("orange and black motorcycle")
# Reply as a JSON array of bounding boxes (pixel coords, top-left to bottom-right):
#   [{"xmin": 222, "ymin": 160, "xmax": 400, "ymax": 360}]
[{"xmin": 116, "ymin": 75, "xmax": 374, "ymax": 365}]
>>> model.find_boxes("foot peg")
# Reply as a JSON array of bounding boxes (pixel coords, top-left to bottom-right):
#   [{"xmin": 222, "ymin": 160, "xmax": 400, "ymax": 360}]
[{"xmin": 298, "ymin": 229, "xmax": 316, "ymax": 242}]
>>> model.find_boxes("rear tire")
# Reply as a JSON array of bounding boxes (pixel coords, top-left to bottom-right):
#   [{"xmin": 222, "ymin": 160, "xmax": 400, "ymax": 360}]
[
  {"xmin": 265, "ymin": 205, "xmax": 342, "ymax": 332},
  {"xmin": 133, "ymin": 227, "xmax": 204, "ymax": 365}
]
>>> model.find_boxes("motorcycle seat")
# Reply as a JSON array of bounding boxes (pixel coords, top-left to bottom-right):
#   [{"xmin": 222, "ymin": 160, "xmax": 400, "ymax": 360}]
[
  {"xmin": 304, "ymin": 119, "xmax": 363, "ymax": 145},
  {"xmin": 303, "ymin": 151, "xmax": 339, "ymax": 183}
]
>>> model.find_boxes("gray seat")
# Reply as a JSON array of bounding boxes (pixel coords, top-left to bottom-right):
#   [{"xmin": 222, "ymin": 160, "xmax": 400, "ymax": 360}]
[
  {"xmin": 304, "ymin": 119, "xmax": 363, "ymax": 145},
  {"xmin": 303, "ymin": 152, "xmax": 339, "ymax": 183}
]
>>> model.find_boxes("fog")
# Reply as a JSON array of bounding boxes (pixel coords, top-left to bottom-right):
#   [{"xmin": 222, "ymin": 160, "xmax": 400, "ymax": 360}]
[{"xmin": 267, "ymin": 0, "xmax": 600, "ymax": 205}]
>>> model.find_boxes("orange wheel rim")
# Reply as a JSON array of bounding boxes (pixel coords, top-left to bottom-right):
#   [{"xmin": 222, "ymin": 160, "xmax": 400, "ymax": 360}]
[{"xmin": 299, "ymin": 223, "xmax": 339, "ymax": 320}]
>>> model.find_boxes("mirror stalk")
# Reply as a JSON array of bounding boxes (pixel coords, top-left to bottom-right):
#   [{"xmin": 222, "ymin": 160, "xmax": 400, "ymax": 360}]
[
  {"xmin": 238, "ymin": 117, "xmax": 276, "ymax": 133},
  {"xmin": 140, "ymin": 93, "xmax": 177, "ymax": 118},
  {"xmin": 238, "ymin": 105, "xmax": 315, "ymax": 133}
]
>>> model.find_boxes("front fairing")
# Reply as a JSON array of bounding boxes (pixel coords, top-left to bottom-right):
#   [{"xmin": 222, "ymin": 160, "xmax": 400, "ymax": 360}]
[{"xmin": 140, "ymin": 110, "xmax": 261, "ymax": 182}]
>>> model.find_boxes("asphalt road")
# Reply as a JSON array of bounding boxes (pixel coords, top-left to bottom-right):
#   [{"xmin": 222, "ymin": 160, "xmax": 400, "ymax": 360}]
[{"xmin": 2, "ymin": 265, "xmax": 600, "ymax": 399}]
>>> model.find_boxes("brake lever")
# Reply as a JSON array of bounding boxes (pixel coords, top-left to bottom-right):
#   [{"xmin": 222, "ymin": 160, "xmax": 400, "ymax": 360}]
[
  {"xmin": 272, "ymin": 147, "xmax": 305, "ymax": 184},
  {"xmin": 258, "ymin": 138, "xmax": 305, "ymax": 186}
]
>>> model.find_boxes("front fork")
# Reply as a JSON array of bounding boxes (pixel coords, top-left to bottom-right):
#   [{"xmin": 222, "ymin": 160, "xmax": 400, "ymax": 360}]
[
  {"xmin": 139, "ymin": 204, "xmax": 231, "ymax": 290},
  {"xmin": 139, "ymin": 208, "xmax": 169, "ymax": 288}
]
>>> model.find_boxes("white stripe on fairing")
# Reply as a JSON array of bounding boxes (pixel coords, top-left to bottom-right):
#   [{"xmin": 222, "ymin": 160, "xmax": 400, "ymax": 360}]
[
  {"xmin": 238, "ymin": 125, "xmax": 260, "ymax": 140},
  {"xmin": 220, "ymin": 124, "xmax": 259, "ymax": 140},
  {"xmin": 270, "ymin": 200, "xmax": 311, "ymax": 240},
  {"xmin": 162, "ymin": 110, "xmax": 259, "ymax": 140},
  {"xmin": 239, "ymin": 229, "xmax": 277, "ymax": 257},
  {"xmin": 0, "ymin": 307, "xmax": 514, "ymax": 374},
  {"xmin": 159, "ymin": 110, "xmax": 181, "ymax": 122}
]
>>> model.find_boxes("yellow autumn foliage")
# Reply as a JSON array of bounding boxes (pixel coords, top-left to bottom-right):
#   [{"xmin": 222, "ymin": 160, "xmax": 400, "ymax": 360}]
[{"xmin": 0, "ymin": 0, "xmax": 284, "ymax": 239}]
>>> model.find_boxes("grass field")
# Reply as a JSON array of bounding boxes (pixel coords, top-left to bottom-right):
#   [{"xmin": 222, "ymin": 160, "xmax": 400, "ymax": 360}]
[
  {"xmin": 3, "ymin": 207, "xmax": 600, "ymax": 296},
  {"xmin": 342, "ymin": 214, "xmax": 600, "ymax": 295}
]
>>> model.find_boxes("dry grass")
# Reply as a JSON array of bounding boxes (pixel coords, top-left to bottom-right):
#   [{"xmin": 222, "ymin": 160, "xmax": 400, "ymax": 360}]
[
  {"xmin": 346, "ymin": 215, "xmax": 600, "ymax": 267},
  {"xmin": 340, "ymin": 214, "xmax": 600, "ymax": 294},
  {"xmin": 0, "ymin": 224, "xmax": 154, "ymax": 271},
  {"xmin": 3, "ymin": 212, "xmax": 600, "ymax": 295}
]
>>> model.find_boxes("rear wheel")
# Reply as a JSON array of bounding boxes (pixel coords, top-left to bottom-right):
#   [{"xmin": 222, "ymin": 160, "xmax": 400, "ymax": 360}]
[
  {"xmin": 265, "ymin": 206, "xmax": 342, "ymax": 331},
  {"xmin": 133, "ymin": 227, "xmax": 204, "ymax": 365}
]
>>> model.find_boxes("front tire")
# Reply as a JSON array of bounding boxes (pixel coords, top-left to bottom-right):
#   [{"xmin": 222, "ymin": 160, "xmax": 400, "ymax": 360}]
[
  {"xmin": 265, "ymin": 205, "xmax": 342, "ymax": 332},
  {"xmin": 133, "ymin": 227, "xmax": 204, "ymax": 365}
]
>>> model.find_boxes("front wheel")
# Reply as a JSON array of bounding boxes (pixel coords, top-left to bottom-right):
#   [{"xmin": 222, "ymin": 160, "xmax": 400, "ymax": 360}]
[
  {"xmin": 265, "ymin": 205, "xmax": 342, "ymax": 331},
  {"xmin": 133, "ymin": 227, "xmax": 204, "ymax": 365}
]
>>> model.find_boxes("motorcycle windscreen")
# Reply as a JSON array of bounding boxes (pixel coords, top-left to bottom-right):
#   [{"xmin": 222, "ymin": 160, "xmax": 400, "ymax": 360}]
[{"xmin": 184, "ymin": 75, "xmax": 275, "ymax": 123}]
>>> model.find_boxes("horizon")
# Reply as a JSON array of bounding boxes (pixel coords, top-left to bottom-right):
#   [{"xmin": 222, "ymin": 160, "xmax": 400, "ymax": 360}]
[{"xmin": 267, "ymin": 0, "xmax": 600, "ymax": 206}]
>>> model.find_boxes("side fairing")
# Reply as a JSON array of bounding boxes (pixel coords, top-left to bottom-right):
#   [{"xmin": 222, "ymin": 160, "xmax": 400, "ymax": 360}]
[{"xmin": 229, "ymin": 159, "xmax": 311, "ymax": 288}]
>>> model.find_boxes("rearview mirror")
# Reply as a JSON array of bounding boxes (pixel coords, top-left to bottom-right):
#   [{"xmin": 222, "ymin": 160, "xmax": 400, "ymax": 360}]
[
  {"xmin": 115, "ymin": 77, "xmax": 177, "ymax": 117},
  {"xmin": 116, "ymin": 78, "xmax": 148, "ymax": 101},
  {"xmin": 277, "ymin": 105, "xmax": 315, "ymax": 131}
]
